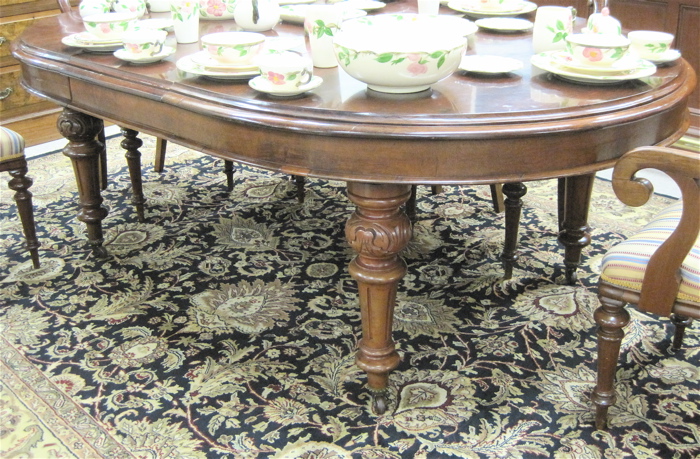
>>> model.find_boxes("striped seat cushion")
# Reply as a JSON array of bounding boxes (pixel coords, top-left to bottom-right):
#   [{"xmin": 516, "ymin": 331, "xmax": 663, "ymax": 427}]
[
  {"xmin": 0, "ymin": 127, "xmax": 26, "ymax": 162},
  {"xmin": 600, "ymin": 201, "xmax": 700, "ymax": 303}
]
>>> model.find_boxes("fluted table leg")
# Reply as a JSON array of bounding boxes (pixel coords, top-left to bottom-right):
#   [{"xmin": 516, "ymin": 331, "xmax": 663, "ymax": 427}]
[
  {"xmin": 345, "ymin": 182, "xmax": 412, "ymax": 414},
  {"xmin": 500, "ymin": 181, "xmax": 527, "ymax": 279},
  {"xmin": 558, "ymin": 174, "xmax": 594, "ymax": 284},
  {"xmin": 120, "ymin": 128, "xmax": 146, "ymax": 223},
  {"xmin": 58, "ymin": 108, "xmax": 109, "ymax": 258}
]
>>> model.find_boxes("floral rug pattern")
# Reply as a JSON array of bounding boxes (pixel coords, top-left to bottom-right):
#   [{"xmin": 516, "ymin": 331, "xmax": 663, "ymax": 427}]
[{"xmin": 0, "ymin": 136, "xmax": 698, "ymax": 458}]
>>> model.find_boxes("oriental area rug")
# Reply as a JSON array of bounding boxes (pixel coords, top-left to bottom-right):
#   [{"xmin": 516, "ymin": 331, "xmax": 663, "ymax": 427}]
[{"xmin": 1, "ymin": 135, "xmax": 698, "ymax": 459}]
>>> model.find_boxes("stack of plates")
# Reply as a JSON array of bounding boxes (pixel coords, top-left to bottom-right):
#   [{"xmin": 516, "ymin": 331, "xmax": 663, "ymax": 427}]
[
  {"xmin": 176, "ymin": 52, "xmax": 260, "ymax": 80},
  {"xmin": 447, "ymin": 0, "xmax": 537, "ymax": 18},
  {"xmin": 531, "ymin": 51, "xmax": 657, "ymax": 85},
  {"xmin": 61, "ymin": 32, "xmax": 123, "ymax": 52}
]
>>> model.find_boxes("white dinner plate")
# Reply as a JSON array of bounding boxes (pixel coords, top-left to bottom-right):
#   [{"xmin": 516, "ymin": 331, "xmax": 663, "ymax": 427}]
[
  {"xmin": 249, "ymin": 75, "xmax": 324, "ymax": 96},
  {"xmin": 447, "ymin": 0, "xmax": 536, "ymax": 18},
  {"xmin": 190, "ymin": 51, "xmax": 258, "ymax": 71},
  {"xmin": 62, "ymin": 33, "xmax": 123, "ymax": 52},
  {"xmin": 550, "ymin": 51, "xmax": 651, "ymax": 75},
  {"xmin": 279, "ymin": 5, "xmax": 366, "ymax": 24},
  {"xmin": 73, "ymin": 32, "xmax": 122, "ymax": 45},
  {"xmin": 475, "ymin": 17, "xmax": 533, "ymax": 33},
  {"xmin": 176, "ymin": 55, "xmax": 260, "ymax": 80},
  {"xmin": 114, "ymin": 46, "xmax": 176, "ymax": 64},
  {"xmin": 278, "ymin": 0, "xmax": 317, "ymax": 4},
  {"xmin": 459, "ymin": 55, "xmax": 523, "ymax": 74},
  {"xmin": 531, "ymin": 51, "xmax": 657, "ymax": 85},
  {"xmin": 332, "ymin": 0, "xmax": 386, "ymax": 11}
]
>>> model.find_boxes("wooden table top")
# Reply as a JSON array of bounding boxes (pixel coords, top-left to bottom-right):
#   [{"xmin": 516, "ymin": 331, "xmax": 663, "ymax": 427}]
[{"xmin": 13, "ymin": 1, "xmax": 696, "ymax": 184}]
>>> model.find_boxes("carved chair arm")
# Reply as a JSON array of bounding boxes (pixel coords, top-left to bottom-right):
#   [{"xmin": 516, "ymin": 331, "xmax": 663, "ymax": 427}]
[{"xmin": 611, "ymin": 146, "xmax": 700, "ymax": 315}]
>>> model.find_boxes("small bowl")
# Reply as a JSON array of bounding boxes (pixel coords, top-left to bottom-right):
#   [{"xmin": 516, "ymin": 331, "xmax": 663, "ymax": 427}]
[
  {"xmin": 200, "ymin": 32, "xmax": 266, "ymax": 65},
  {"xmin": 121, "ymin": 29, "xmax": 168, "ymax": 57},
  {"xmin": 83, "ymin": 12, "xmax": 139, "ymax": 40},
  {"xmin": 565, "ymin": 33, "xmax": 630, "ymax": 67},
  {"xmin": 333, "ymin": 14, "xmax": 468, "ymax": 93},
  {"xmin": 627, "ymin": 30, "xmax": 674, "ymax": 60}
]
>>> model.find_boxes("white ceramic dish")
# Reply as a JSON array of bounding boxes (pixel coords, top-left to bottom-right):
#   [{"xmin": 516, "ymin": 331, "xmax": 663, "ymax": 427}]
[
  {"xmin": 459, "ymin": 0, "xmax": 524, "ymax": 13},
  {"xmin": 641, "ymin": 49, "xmax": 681, "ymax": 65},
  {"xmin": 62, "ymin": 33, "xmax": 123, "ymax": 52},
  {"xmin": 475, "ymin": 17, "xmax": 533, "ymax": 32},
  {"xmin": 190, "ymin": 51, "xmax": 259, "ymax": 71},
  {"xmin": 135, "ymin": 18, "xmax": 174, "ymax": 31},
  {"xmin": 531, "ymin": 51, "xmax": 657, "ymax": 85},
  {"xmin": 459, "ymin": 55, "xmax": 523, "ymax": 74},
  {"xmin": 176, "ymin": 55, "xmax": 260, "ymax": 80},
  {"xmin": 280, "ymin": 5, "xmax": 367, "ymax": 24},
  {"xmin": 74, "ymin": 32, "xmax": 122, "ymax": 44},
  {"xmin": 550, "ymin": 51, "xmax": 649, "ymax": 75},
  {"xmin": 114, "ymin": 46, "xmax": 175, "ymax": 64},
  {"xmin": 249, "ymin": 75, "xmax": 323, "ymax": 96},
  {"xmin": 447, "ymin": 0, "xmax": 536, "ymax": 18},
  {"xmin": 332, "ymin": 0, "xmax": 386, "ymax": 11},
  {"xmin": 278, "ymin": 0, "xmax": 317, "ymax": 4}
]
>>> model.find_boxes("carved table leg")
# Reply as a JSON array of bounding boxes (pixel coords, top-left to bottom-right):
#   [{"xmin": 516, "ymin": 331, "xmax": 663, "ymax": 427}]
[
  {"xmin": 58, "ymin": 108, "xmax": 110, "ymax": 258},
  {"xmin": 224, "ymin": 160, "xmax": 235, "ymax": 192},
  {"xmin": 345, "ymin": 182, "xmax": 412, "ymax": 414},
  {"xmin": 8, "ymin": 166, "xmax": 41, "ymax": 268},
  {"xmin": 591, "ymin": 283, "xmax": 630, "ymax": 430},
  {"xmin": 500, "ymin": 182, "xmax": 527, "ymax": 279},
  {"xmin": 120, "ymin": 128, "xmax": 146, "ymax": 223},
  {"xmin": 558, "ymin": 174, "xmax": 594, "ymax": 284}
]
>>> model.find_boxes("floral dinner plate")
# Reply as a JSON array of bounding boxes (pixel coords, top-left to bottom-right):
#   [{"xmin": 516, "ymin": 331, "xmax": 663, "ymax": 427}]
[
  {"xmin": 531, "ymin": 51, "xmax": 657, "ymax": 85},
  {"xmin": 176, "ymin": 55, "xmax": 260, "ymax": 80},
  {"xmin": 62, "ymin": 33, "xmax": 123, "ymax": 52},
  {"xmin": 447, "ymin": 0, "xmax": 536, "ymax": 18},
  {"xmin": 474, "ymin": 17, "xmax": 533, "ymax": 32}
]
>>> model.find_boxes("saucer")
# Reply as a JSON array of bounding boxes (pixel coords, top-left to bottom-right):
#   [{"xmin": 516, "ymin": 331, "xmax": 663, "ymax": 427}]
[
  {"xmin": 638, "ymin": 49, "xmax": 681, "ymax": 65},
  {"xmin": 114, "ymin": 46, "xmax": 175, "ymax": 64},
  {"xmin": 550, "ymin": 51, "xmax": 650, "ymax": 75},
  {"xmin": 190, "ymin": 51, "xmax": 258, "ymax": 71},
  {"xmin": 531, "ymin": 51, "xmax": 657, "ymax": 85},
  {"xmin": 249, "ymin": 75, "xmax": 323, "ymax": 96},
  {"xmin": 176, "ymin": 55, "xmax": 260, "ymax": 80},
  {"xmin": 62, "ymin": 33, "xmax": 123, "ymax": 52},
  {"xmin": 459, "ymin": 55, "xmax": 523, "ymax": 74},
  {"xmin": 447, "ymin": 0, "xmax": 536, "ymax": 17},
  {"xmin": 474, "ymin": 17, "xmax": 533, "ymax": 33},
  {"xmin": 74, "ymin": 32, "xmax": 123, "ymax": 45}
]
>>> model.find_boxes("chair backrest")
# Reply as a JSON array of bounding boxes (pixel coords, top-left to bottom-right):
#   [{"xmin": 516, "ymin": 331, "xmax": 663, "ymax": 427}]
[{"xmin": 610, "ymin": 146, "xmax": 700, "ymax": 316}]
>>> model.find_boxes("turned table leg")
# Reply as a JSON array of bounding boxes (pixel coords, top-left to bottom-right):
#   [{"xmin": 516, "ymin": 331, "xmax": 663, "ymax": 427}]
[
  {"xmin": 58, "ymin": 108, "xmax": 110, "ymax": 258},
  {"xmin": 500, "ymin": 182, "xmax": 527, "ymax": 279},
  {"xmin": 120, "ymin": 128, "xmax": 146, "ymax": 223},
  {"xmin": 558, "ymin": 174, "xmax": 594, "ymax": 284},
  {"xmin": 345, "ymin": 182, "xmax": 412, "ymax": 414}
]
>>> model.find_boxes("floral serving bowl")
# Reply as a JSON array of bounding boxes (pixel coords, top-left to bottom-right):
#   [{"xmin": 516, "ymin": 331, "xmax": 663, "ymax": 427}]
[
  {"xmin": 198, "ymin": 0, "xmax": 237, "ymax": 20},
  {"xmin": 333, "ymin": 14, "xmax": 469, "ymax": 93},
  {"xmin": 200, "ymin": 31, "xmax": 266, "ymax": 65},
  {"xmin": 82, "ymin": 12, "xmax": 139, "ymax": 40},
  {"xmin": 565, "ymin": 33, "xmax": 630, "ymax": 68}
]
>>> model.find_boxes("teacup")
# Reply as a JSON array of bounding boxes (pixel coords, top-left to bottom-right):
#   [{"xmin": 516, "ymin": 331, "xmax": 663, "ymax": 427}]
[
  {"xmin": 121, "ymin": 29, "xmax": 167, "ymax": 56},
  {"xmin": 565, "ymin": 33, "xmax": 630, "ymax": 67},
  {"xmin": 257, "ymin": 52, "xmax": 313, "ymax": 91},
  {"xmin": 627, "ymin": 30, "xmax": 674, "ymax": 60},
  {"xmin": 83, "ymin": 12, "xmax": 139, "ymax": 40},
  {"xmin": 78, "ymin": 0, "xmax": 112, "ymax": 18},
  {"xmin": 200, "ymin": 32, "xmax": 266, "ymax": 66}
]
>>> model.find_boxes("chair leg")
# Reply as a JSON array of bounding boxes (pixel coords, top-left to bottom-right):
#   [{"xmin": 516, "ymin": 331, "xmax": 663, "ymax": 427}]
[
  {"xmin": 591, "ymin": 291, "xmax": 630, "ymax": 430},
  {"xmin": 154, "ymin": 138, "xmax": 167, "ymax": 173},
  {"xmin": 224, "ymin": 160, "xmax": 235, "ymax": 191},
  {"xmin": 500, "ymin": 182, "xmax": 527, "ymax": 279},
  {"xmin": 406, "ymin": 185, "xmax": 418, "ymax": 221},
  {"xmin": 8, "ymin": 165, "xmax": 40, "ymax": 268},
  {"xmin": 291, "ymin": 175, "xmax": 305, "ymax": 203},
  {"xmin": 670, "ymin": 314, "xmax": 693, "ymax": 352},
  {"xmin": 98, "ymin": 124, "xmax": 108, "ymax": 191},
  {"xmin": 490, "ymin": 183, "xmax": 505, "ymax": 213},
  {"xmin": 120, "ymin": 128, "xmax": 146, "ymax": 223}
]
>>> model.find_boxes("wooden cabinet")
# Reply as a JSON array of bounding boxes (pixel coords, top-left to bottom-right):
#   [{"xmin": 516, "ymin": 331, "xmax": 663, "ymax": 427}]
[
  {"xmin": 0, "ymin": 0, "xmax": 77, "ymax": 147},
  {"xmin": 611, "ymin": 0, "xmax": 700, "ymax": 137}
]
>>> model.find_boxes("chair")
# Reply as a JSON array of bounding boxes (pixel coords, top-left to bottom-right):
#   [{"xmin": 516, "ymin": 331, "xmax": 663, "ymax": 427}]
[
  {"xmin": 591, "ymin": 146, "xmax": 700, "ymax": 430},
  {"xmin": 0, "ymin": 127, "xmax": 41, "ymax": 268}
]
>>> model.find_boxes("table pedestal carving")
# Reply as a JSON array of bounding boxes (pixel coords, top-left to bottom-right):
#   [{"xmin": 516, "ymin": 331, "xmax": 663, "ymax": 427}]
[
  {"xmin": 345, "ymin": 182, "xmax": 412, "ymax": 413},
  {"xmin": 58, "ymin": 108, "xmax": 109, "ymax": 258}
]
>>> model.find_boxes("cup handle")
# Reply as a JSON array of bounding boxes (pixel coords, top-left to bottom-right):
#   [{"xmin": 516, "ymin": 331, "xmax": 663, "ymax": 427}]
[
  {"xmin": 151, "ymin": 41, "xmax": 164, "ymax": 55},
  {"xmin": 299, "ymin": 68, "xmax": 312, "ymax": 85}
]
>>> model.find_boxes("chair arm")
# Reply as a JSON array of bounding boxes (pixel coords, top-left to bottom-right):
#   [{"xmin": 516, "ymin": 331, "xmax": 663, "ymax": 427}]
[{"xmin": 611, "ymin": 146, "xmax": 700, "ymax": 316}]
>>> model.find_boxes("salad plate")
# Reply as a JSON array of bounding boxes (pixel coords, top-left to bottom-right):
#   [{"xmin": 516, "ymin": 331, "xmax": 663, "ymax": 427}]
[
  {"xmin": 474, "ymin": 17, "xmax": 533, "ymax": 32},
  {"xmin": 280, "ymin": 5, "xmax": 366, "ymax": 24},
  {"xmin": 459, "ymin": 55, "xmax": 523, "ymax": 74},
  {"xmin": 176, "ymin": 55, "xmax": 259, "ymax": 80},
  {"xmin": 62, "ymin": 33, "xmax": 123, "ymax": 52},
  {"xmin": 531, "ymin": 51, "xmax": 657, "ymax": 85},
  {"xmin": 114, "ymin": 46, "xmax": 175, "ymax": 64},
  {"xmin": 249, "ymin": 75, "xmax": 323, "ymax": 96},
  {"xmin": 447, "ymin": 0, "xmax": 536, "ymax": 18}
]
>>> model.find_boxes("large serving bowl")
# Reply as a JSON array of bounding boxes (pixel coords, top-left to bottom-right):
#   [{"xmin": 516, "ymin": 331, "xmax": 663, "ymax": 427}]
[
  {"xmin": 565, "ymin": 33, "xmax": 630, "ymax": 67},
  {"xmin": 333, "ymin": 14, "xmax": 469, "ymax": 93}
]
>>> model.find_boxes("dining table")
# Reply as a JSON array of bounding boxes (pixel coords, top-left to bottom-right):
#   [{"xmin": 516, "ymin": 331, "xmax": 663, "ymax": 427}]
[{"xmin": 12, "ymin": 0, "xmax": 696, "ymax": 413}]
